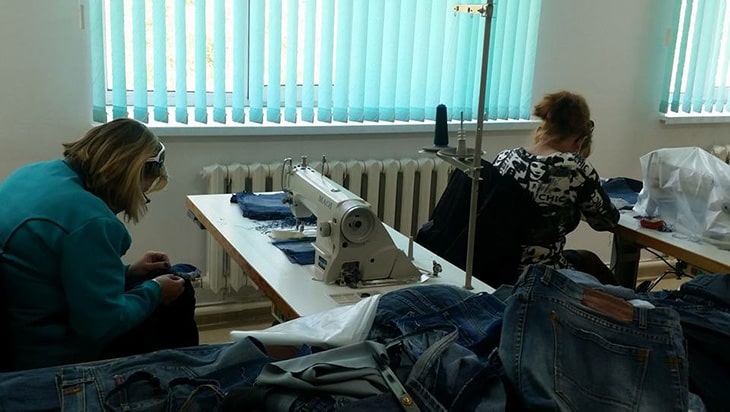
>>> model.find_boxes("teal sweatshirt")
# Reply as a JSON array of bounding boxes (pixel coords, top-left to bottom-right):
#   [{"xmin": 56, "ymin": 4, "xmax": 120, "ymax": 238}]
[{"xmin": 0, "ymin": 159, "xmax": 161, "ymax": 369}]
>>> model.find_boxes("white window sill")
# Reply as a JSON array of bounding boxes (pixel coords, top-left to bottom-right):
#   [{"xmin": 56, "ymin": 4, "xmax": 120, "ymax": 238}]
[
  {"xmin": 149, "ymin": 118, "xmax": 539, "ymax": 137},
  {"xmin": 660, "ymin": 112, "xmax": 730, "ymax": 125}
]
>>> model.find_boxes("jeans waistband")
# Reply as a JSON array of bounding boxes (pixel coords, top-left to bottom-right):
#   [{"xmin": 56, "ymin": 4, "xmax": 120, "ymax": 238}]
[{"xmin": 520, "ymin": 265, "xmax": 681, "ymax": 329}]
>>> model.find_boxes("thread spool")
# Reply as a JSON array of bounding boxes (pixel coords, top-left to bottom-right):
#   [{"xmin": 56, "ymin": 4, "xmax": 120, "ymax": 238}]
[{"xmin": 433, "ymin": 104, "xmax": 449, "ymax": 148}]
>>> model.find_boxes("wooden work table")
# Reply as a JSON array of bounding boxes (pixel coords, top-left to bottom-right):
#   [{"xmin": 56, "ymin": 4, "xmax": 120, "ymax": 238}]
[{"xmin": 186, "ymin": 194, "xmax": 494, "ymax": 321}]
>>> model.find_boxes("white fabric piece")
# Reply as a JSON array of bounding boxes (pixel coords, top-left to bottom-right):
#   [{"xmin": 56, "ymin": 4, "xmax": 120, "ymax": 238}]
[
  {"xmin": 230, "ymin": 294, "xmax": 381, "ymax": 347},
  {"xmin": 634, "ymin": 147, "xmax": 730, "ymax": 249}
]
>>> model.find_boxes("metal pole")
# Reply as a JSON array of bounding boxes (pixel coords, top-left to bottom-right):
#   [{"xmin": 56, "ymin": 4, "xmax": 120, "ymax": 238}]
[{"xmin": 463, "ymin": 1, "xmax": 493, "ymax": 290}]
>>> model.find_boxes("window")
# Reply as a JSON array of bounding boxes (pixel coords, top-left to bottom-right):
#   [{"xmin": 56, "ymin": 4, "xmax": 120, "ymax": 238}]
[
  {"xmin": 660, "ymin": 0, "xmax": 730, "ymax": 115},
  {"xmin": 89, "ymin": 0, "xmax": 542, "ymax": 125}
]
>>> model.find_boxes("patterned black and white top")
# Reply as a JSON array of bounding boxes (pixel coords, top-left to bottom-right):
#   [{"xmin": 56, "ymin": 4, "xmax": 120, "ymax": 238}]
[{"xmin": 493, "ymin": 147, "xmax": 619, "ymax": 270}]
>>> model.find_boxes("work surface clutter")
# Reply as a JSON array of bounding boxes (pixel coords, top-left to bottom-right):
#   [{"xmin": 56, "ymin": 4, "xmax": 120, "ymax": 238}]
[{"xmin": 0, "ymin": 264, "xmax": 725, "ymax": 411}]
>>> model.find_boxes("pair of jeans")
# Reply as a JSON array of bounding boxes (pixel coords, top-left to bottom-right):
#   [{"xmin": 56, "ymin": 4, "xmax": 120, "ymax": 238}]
[
  {"xmin": 0, "ymin": 337, "xmax": 281, "ymax": 411},
  {"xmin": 644, "ymin": 274, "xmax": 730, "ymax": 412},
  {"xmin": 500, "ymin": 264, "xmax": 688, "ymax": 411},
  {"xmin": 368, "ymin": 284, "xmax": 509, "ymax": 411}
]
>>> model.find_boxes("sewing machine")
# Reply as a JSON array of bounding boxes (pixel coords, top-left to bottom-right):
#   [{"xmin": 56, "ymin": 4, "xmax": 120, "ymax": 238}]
[
  {"xmin": 282, "ymin": 157, "xmax": 421, "ymax": 286},
  {"xmin": 635, "ymin": 147, "xmax": 730, "ymax": 248}
]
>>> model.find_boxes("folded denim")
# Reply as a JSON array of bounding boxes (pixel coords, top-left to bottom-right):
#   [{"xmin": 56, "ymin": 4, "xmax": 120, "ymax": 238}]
[
  {"xmin": 231, "ymin": 192, "xmax": 297, "ymax": 220},
  {"xmin": 231, "ymin": 192, "xmax": 317, "ymax": 224}
]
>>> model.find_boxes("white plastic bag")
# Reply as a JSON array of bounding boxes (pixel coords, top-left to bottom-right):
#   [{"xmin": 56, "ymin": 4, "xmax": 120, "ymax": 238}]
[
  {"xmin": 633, "ymin": 147, "xmax": 730, "ymax": 249},
  {"xmin": 229, "ymin": 294, "xmax": 381, "ymax": 347}
]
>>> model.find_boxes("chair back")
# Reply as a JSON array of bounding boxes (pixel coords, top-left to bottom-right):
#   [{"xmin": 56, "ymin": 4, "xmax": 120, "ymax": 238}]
[{"xmin": 416, "ymin": 160, "xmax": 539, "ymax": 288}]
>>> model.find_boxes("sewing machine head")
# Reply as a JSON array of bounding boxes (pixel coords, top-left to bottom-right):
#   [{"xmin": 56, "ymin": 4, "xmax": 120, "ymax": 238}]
[
  {"xmin": 282, "ymin": 157, "xmax": 420, "ymax": 286},
  {"xmin": 635, "ymin": 147, "xmax": 730, "ymax": 247}
]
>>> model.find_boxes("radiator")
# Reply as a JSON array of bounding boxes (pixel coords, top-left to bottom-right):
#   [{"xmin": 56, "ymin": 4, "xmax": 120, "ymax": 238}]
[{"xmin": 200, "ymin": 158, "xmax": 454, "ymax": 293}]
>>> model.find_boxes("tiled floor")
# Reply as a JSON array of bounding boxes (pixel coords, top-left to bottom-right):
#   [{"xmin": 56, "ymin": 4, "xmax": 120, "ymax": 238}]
[{"xmin": 199, "ymin": 319, "xmax": 275, "ymax": 344}]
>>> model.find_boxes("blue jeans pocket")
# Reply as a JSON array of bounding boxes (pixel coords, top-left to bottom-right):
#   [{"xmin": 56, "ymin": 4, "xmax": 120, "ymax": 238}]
[{"xmin": 550, "ymin": 310, "xmax": 649, "ymax": 411}]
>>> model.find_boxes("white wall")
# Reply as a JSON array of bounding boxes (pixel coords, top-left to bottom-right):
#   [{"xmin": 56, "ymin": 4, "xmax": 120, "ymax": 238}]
[{"xmin": 1, "ymin": 0, "xmax": 728, "ymax": 273}]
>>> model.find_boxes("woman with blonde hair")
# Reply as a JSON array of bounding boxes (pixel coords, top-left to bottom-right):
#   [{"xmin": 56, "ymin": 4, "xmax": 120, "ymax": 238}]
[
  {"xmin": 493, "ymin": 91, "xmax": 619, "ymax": 284},
  {"xmin": 0, "ymin": 118, "xmax": 197, "ymax": 371}
]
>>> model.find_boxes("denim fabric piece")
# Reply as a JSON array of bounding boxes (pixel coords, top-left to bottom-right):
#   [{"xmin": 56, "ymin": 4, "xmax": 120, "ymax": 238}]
[
  {"xmin": 601, "ymin": 177, "xmax": 643, "ymax": 206},
  {"xmin": 367, "ymin": 285, "xmax": 508, "ymax": 411},
  {"xmin": 643, "ymin": 274, "xmax": 730, "ymax": 412},
  {"xmin": 501, "ymin": 264, "xmax": 688, "ymax": 411},
  {"xmin": 271, "ymin": 239, "xmax": 315, "ymax": 265},
  {"xmin": 231, "ymin": 192, "xmax": 296, "ymax": 220},
  {"xmin": 367, "ymin": 284, "xmax": 475, "ymax": 343},
  {"xmin": 0, "ymin": 338, "xmax": 276, "ymax": 412},
  {"xmin": 393, "ymin": 295, "xmax": 508, "ymax": 411}
]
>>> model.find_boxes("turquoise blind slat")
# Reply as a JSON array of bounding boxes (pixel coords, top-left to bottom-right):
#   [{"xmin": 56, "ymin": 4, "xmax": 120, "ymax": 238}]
[
  {"xmin": 379, "ymin": 0, "xmax": 401, "ymax": 122},
  {"xmin": 409, "ymin": 0, "xmax": 432, "ymax": 121},
  {"xmin": 232, "ymin": 0, "xmax": 248, "ymax": 123},
  {"xmin": 684, "ymin": 0, "xmax": 710, "ymax": 111},
  {"xmin": 333, "ymin": 0, "xmax": 353, "ymax": 122},
  {"xmin": 152, "ymin": 0, "xmax": 167, "ymax": 122},
  {"xmin": 194, "ymin": 0, "xmax": 207, "ymax": 123},
  {"xmin": 213, "ymin": 0, "xmax": 226, "ymax": 123},
  {"xmin": 249, "ymin": 1, "xmax": 264, "ymax": 123},
  {"xmin": 461, "ymin": 16, "xmax": 479, "ymax": 121},
  {"xmin": 363, "ymin": 0, "xmax": 385, "ymax": 122},
  {"xmin": 664, "ymin": 0, "xmax": 730, "ymax": 115},
  {"xmin": 519, "ymin": 0, "xmax": 541, "ymax": 118},
  {"xmin": 394, "ymin": 0, "xmax": 416, "ymax": 121},
  {"xmin": 89, "ymin": 0, "xmax": 107, "ymax": 123},
  {"xmin": 110, "ymin": 0, "xmax": 127, "ymax": 119},
  {"xmin": 451, "ymin": 12, "xmax": 474, "ymax": 119},
  {"xmin": 174, "ymin": 0, "xmax": 187, "ymax": 123},
  {"xmin": 317, "ymin": 0, "xmax": 335, "ymax": 123},
  {"xmin": 92, "ymin": 0, "xmax": 543, "ymax": 125},
  {"xmin": 267, "ymin": 0, "xmax": 282, "ymax": 123},
  {"xmin": 696, "ymin": 0, "xmax": 721, "ymax": 111},
  {"xmin": 301, "ymin": 0, "xmax": 316, "ymax": 122},
  {"xmin": 496, "ymin": 0, "xmax": 518, "ymax": 119},
  {"xmin": 507, "ymin": 0, "xmax": 529, "ymax": 119},
  {"xmin": 670, "ymin": 0, "xmax": 693, "ymax": 112},
  {"xmin": 425, "ymin": 0, "xmax": 446, "ymax": 120},
  {"xmin": 439, "ymin": 1, "xmax": 459, "ymax": 118},
  {"xmin": 710, "ymin": 0, "xmax": 728, "ymax": 111},
  {"xmin": 284, "ymin": 0, "xmax": 299, "ymax": 123},
  {"xmin": 486, "ymin": 0, "xmax": 505, "ymax": 120},
  {"xmin": 659, "ymin": 1, "xmax": 684, "ymax": 113},
  {"xmin": 706, "ymin": 2, "xmax": 730, "ymax": 112},
  {"xmin": 132, "ymin": 0, "xmax": 149, "ymax": 122},
  {"xmin": 347, "ymin": 0, "xmax": 368, "ymax": 122}
]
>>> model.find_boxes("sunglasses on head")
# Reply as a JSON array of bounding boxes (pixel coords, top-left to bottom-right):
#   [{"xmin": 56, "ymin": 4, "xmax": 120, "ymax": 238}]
[{"xmin": 146, "ymin": 142, "xmax": 166, "ymax": 166}]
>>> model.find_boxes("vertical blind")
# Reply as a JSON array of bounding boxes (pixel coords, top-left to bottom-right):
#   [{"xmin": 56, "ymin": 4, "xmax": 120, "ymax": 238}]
[
  {"xmin": 660, "ymin": 0, "xmax": 730, "ymax": 114},
  {"xmin": 89, "ymin": 0, "xmax": 542, "ymax": 125}
]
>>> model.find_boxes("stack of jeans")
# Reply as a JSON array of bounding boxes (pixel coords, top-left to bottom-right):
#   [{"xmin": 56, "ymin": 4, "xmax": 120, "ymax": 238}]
[
  {"xmin": 2, "ymin": 266, "xmax": 719, "ymax": 411},
  {"xmin": 643, "ymin": 275, "xmax": 730, "ymax": 412}
]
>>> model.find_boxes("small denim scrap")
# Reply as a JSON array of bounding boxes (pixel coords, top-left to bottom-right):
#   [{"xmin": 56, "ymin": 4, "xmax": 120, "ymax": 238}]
[
  {"xmin": 272, "ymin": 239, "xmax": 316, "ymax": 265},
  {"xmin": 230, "ymin": 192, "xmax": 317, "ymax": 223}
]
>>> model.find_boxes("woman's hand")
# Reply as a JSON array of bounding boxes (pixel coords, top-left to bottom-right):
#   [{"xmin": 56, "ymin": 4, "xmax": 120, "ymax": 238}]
[
  {"xmin": 153, "ymin": 274, "xmax": 185, "ymax": 304},
  {"xmin": 127, "ymin": 251, "xmax": 171, "ymax": 277}
]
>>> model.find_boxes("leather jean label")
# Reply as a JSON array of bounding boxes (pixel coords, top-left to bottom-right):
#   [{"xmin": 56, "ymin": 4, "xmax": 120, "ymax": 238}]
[{"xmin": 581, "ymin": 288, "xmax": 633, "ymax": 322}]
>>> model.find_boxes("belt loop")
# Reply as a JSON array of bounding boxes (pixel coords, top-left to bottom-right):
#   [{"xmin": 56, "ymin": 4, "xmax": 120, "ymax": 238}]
[
  {"xmin": 637, "ymin": 307, "xmax": 648, "ymax": 329},
  {"xmin": 539, "ymin": 265, "xmax": 552, "ymax": 285}
]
